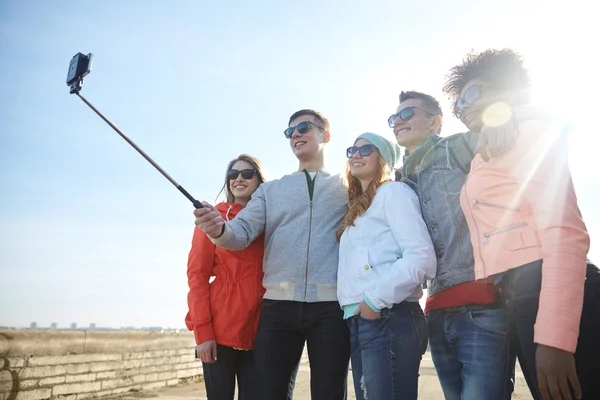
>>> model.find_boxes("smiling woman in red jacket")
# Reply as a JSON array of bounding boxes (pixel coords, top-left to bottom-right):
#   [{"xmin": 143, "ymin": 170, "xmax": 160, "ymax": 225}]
[{"xmin": 185, "ymin": 154, "xmax": 267, "ymax": 400}]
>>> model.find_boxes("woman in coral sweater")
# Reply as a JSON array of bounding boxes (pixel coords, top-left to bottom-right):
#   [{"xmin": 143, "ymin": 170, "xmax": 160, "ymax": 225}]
[
  {"xmin": 444, "ymin": 49, "xmax": 600, "ymax": 400},
  {"xmin": 185, "ymin": 154, "xmax": 267, "ymax": 400}
]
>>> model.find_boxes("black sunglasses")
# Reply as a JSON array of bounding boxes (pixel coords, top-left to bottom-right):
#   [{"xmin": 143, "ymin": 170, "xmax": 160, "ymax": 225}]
[
  {"xmin": 227, "ymin": 169, "xmax": 257, "ymax": 180},
  {"xmin": 346, "ymin": 144, "xmax": 377, "ymax": 158},
  {"xmin": 455, "ymin": 85, "xmax": 482, "ymax": 116},
  {"xmin": 387, "ymin": 106, "xmax": 436, "ymax": 128},
  {"xmin": 284, "ymin": 121, "xmax": 324, "ymax": 139}
]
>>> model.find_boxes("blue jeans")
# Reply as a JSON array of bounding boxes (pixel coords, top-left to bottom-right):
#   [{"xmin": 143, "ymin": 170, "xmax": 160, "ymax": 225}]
[
  {"xmin": 347, "ymin": 302, "xmax": 428, "ymax": 400},
  {"xmin": 495, "ymin": 260, "xmax": 600, "ymax": 400},
  {"xmin": 427, "ymin": 305, "xmax": 511, "ymax": 400}
]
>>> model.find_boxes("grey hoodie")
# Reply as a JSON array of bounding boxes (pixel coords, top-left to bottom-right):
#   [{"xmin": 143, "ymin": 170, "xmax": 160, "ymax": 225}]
[{"xmin": 212, "ymin": 169, "xmax": 348, "ymax": 302}]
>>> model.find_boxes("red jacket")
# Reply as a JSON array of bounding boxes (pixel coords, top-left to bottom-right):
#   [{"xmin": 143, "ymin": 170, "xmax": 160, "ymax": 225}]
[{"xmin": 185, "ymin": 202, "xmax": 265, "ymax": 350}]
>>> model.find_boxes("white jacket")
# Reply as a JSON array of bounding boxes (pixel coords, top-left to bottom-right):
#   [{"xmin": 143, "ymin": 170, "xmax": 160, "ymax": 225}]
[{"xmin": 337, "ymin": 182, "xmax": 436, "ymax": 310}]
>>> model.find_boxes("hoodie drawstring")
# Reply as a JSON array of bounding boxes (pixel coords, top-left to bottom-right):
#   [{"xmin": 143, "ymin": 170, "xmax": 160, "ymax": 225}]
[{"xmin": 225, "ymin": 205, "xmax": 233, "ymax": 222}]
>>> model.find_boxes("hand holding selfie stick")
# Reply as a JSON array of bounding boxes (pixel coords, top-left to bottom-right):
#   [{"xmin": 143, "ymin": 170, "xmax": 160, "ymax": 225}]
[{"xmin": 66, "ymin": 52, "xmax": 203, "ymax": 209}]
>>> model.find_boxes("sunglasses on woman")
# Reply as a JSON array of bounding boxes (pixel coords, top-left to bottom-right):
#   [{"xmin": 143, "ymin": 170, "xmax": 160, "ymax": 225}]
[
  {"xmin": 227, "ymin": 169, "xmax": 257, "ymax": 180},
  {"xmin": 387, "ymin": 106, "xmax": 437, "ymax": 128},
  {"xmin": 284, "ymin": 121, "xmax": 325, "ymax": 139},
  {"xmin": 346, "ymin": 144, "xmax": 377, "ymax": 158}
]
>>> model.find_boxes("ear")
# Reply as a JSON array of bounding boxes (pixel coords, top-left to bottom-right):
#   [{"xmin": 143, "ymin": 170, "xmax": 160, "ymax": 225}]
[
  {"xmin": 430, "ymin": 115, "xmax": 443, "ymax": 133},
  {"xmin": 322, "ymin": 130, "xmax": 331, "ymax": 144}
]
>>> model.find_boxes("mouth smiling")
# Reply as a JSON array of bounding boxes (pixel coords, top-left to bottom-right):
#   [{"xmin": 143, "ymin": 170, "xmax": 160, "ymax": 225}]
[{"xmin": 394, "ymin": 127, "xmax": 410, "ymax": 137}]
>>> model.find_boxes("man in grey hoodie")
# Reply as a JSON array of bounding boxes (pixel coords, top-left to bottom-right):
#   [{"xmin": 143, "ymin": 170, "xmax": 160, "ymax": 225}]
[{"xmin": 194, "ymin": 109, "xmax": 350, "ymax": 400}]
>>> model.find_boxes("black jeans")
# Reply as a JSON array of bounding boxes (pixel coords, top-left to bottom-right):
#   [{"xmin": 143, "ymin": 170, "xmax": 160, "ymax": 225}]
[
  {"xmin": 575, "ymin": 264, "xmax": 600, "ymax": 398},
  {"xmin": 202, "ymin": 344, "xmax": 256, "ymax": 400},
  {"xmin": 254, "ymin": 299, "xmax": 350, "ymax": 400},
  {"xmin": 495, "ymin": 261, "xmax": 600, "ymax": 400}
]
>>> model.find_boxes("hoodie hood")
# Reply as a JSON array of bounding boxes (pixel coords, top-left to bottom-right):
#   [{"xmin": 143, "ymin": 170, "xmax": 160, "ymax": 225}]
[{"xmin": 216, "ymin": 202, "xmax": 243, "ymax": 221}]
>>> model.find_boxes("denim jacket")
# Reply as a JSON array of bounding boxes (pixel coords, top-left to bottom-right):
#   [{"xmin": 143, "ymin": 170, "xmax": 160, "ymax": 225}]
[{"xmin": 401, "ymin": 132, "xmax": 479, "ymax": 296}]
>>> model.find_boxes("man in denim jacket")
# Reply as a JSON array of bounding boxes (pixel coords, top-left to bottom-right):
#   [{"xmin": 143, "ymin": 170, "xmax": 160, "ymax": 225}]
[{"xmin": 389, "ymin": 91, "xmax": 511, "ymax": 400}]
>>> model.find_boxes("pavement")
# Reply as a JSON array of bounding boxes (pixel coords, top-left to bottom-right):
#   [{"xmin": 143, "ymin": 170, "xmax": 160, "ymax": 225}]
[{"xmin": 123, "ymin": 356, "xmax": 534, "ymax": 400}]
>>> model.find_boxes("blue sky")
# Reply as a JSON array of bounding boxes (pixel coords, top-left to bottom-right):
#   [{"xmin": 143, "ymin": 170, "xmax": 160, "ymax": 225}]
[{"xmin": 1, "ymin": 0, "xmax": 598, "ymax": 328}]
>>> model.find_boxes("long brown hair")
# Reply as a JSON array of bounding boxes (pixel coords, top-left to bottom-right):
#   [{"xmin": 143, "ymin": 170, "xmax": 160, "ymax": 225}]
[
  {"xmin": 215, "ymin": 154, "xmax": 267, "ymax": 204},
  {"xmin": 336, "ymin": 155, "xmax": 391, "ymax": 240}
]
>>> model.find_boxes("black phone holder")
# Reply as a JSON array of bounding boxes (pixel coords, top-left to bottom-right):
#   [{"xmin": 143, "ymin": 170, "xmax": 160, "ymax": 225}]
[{"xmin": 66, "ymin": 53, "xmax": 93, "ymax": 94}]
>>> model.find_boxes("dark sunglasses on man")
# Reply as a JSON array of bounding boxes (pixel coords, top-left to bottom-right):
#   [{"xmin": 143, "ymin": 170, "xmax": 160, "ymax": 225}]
[
  {"xmin": 387, "ymin": 106, "xmax": 437, "ymax": 128},
  {"xmin": 284, "ymin": 121, "xmax": 325, "ymax": 139},
  {"xmin": 346, "ymin": 144, "xmax": 378, "ymax": 158},
  {"xmin": 227, "ymin": 169, "xmax": 257, "ymax": 180}
]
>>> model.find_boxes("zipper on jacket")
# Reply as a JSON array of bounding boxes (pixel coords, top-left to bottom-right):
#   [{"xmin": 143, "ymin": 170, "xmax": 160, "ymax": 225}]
[
  {"xmin": 302, "ymin": 170, "xmax": 316, "ymax": 301},
  {"xmin": 483, "ymin": 222, "xmax": 527, "ymax": 244},
  {"xmin": 463, "ymin": 176, "xmax": 488, "ymax": 277},
  {"xmin": 472, "ymin": 198, "xmax": 520, "ymax": 212}
]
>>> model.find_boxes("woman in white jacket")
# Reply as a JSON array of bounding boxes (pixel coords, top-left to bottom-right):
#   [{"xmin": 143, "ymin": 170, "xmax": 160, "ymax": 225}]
[{"xmin": 337, "ymin": 132, "xmax": 437, "ymax": 400}]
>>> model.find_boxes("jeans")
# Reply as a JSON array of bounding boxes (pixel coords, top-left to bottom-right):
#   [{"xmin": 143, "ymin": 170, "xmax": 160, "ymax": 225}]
[
  {"xmin": 202, "ymin": 345, "xmax": 256, "ymax": 400},
  {"xmin": 495, "ymin": 261, "xmax": 600, "ymax": 400},
  {"xmin": 427, "ymin": 304, "xmax": 511, "ymax": 400},
  {"xmin": 347, "ymin": 302, "xmax": 427, "ymax": 400},
  {"xmin": 254, "ymin": 299, "xmax": 350, "ymax": 400}
]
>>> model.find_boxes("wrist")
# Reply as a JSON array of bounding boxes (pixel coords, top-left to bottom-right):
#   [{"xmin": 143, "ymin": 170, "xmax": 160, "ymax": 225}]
[
  {"xmin": 362, "ymin": 295, "xmax": 381, "ymax": 313},
  {"xmin": 209, "ymin": 224, "xmax": 225, "ymax": 239}
]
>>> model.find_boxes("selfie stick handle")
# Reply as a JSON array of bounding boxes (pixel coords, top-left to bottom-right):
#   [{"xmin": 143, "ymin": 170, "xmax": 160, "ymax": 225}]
[{"xmin": 75, "ymin": 92, "xmax": 203, "ymax": 209}]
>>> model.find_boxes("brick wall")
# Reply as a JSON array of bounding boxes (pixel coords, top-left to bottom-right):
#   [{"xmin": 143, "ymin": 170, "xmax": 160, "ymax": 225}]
[{"xmin": 0, "ymin": 330, "xmax": 201, "ymax": 400}]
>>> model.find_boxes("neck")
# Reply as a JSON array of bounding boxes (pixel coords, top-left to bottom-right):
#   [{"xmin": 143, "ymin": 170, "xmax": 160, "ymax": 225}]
[
  {"xmin": 406, "ymin": 133, "xmax": 438, "ymax": 154},
  {"xmin": 234, "ymin": 199, "xmax": 248, "ymax": 207},
  {"xmin": 359, "ymin": 179, "xmax": 370, "ymax": 192},
  {"xmin": 405, "ymin": 144, "xmax": 419, "ymax": 153},
  {"xmin": 298, "ymin": 152, "xmax": 325, "ymax": 172},
  {"xmin": 406, "ymin": 138, "xmax": 429, "ymax": 154}
]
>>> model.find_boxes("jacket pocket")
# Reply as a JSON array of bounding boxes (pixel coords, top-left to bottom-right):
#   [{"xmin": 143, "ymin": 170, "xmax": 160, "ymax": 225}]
[
  {"xmin": 483, "ymin": 222, "xmax": 527, "ymax": 244},
  {"xmin": 343, "ymin": 249, "xmax": 376, "ymax": 300},
  {"xmin": 433, "ymin": 162, "xmax": 466, "ymax": 195},
  {"xmin": 467, "ymin": 308, "xmax": 509, "ymax": 336},
  {"xmin": 503, "ymin": 230, "xmax": 541, "ymax": 251},
  {"xmin": 472, "ymin": 198, "xmax": 520, "ymax": 212}
]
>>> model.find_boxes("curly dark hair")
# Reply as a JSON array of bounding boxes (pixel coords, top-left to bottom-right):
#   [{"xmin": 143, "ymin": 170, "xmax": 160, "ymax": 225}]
[{"xmin": 443, "ymin": 49, "xmax": 531, "ymax": 116}]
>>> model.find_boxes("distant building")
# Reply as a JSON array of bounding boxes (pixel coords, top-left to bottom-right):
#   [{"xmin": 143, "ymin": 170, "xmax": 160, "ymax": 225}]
[
  {"xmin": 70, "ymin": 323, "xmax": 77, "ymax": 330},
  {"xmin": 29, "ymin": 322, "xmax": 37, "ymax": 329},
  {"xmin": 50, "ymin": 322, "xmax": 57, "ymax": 329},
  {"xmin": 89, "ymin": 323, "xmax": 96, "ymax": 330}
]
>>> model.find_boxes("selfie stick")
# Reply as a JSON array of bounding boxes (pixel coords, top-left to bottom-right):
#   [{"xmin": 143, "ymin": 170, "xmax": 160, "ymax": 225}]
[{"xmin": 66, "ymin": 52, "xmax": 203, "ymax": 209}]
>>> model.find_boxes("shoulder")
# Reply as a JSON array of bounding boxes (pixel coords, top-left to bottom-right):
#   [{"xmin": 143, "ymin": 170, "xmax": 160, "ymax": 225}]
[
  {"xmin": 439, "ymin": 131, "xmax": 478, "ymax": 148},
  {"xmin": 260, "ymin": 172, "xmax": 301, "ymax": 189},
  {"xmin": 378, "ymin": 181, "xmax": 418, "ymax": 202},
  {"xmin": 514, "ymin": 117, "xmax": 567, "ymax": 157},
  {"xmin": 321, "ymin": 171, "xmax": 346, "ymax": 186}
]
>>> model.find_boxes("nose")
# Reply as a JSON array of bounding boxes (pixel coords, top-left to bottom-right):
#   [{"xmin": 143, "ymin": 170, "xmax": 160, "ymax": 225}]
[
  {"xmin": 351, "ymin": 149, "xmax": 362, "ymax": 159},
  {"xmin": 291, "ymin": 127, "xmax": 302, "ymax": 140},
  {"xmin": 233, "ymin": 173, "xmax": 245, "ymax": 182}
]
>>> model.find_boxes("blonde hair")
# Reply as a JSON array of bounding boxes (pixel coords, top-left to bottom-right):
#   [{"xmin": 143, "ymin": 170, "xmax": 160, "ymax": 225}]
[{"xmin": 336, "ymin": 155, "xmax": 391, "ymax": 240}]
